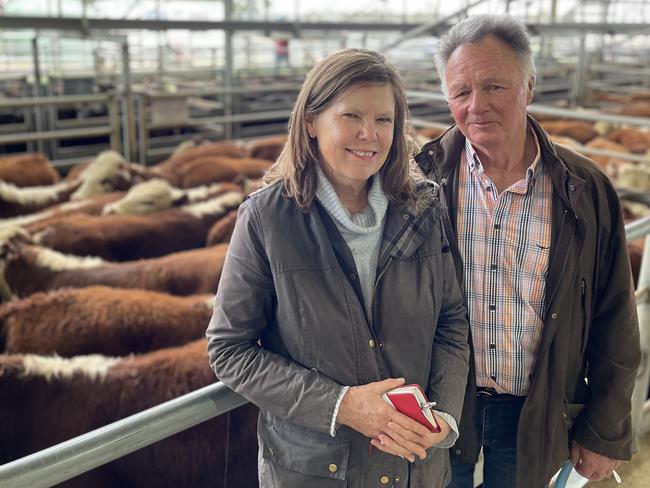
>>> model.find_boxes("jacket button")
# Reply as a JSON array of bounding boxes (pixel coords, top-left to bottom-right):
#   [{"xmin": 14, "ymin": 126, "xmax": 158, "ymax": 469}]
[
  {"xmin": 328, "ymin": 463, "xmax": 338, "ymax": 473},
  {"xmin": 380, "ymin": 475, "xmax": 390, "ymax": 484},
  {"xmin": 369, "ymin": 339, "xmax": 376, "ymax": 348},
  {"xmin": 428, "ymin": 150, "xmax": 433, "ymax": 155},
  {"xmin": 441, "ymin": 178, "xmax": 447, "ymax": 185},
  {"xmin": 551, "ymin": 313, "xmax": 558, "ymax": 319},
  {"xmin": 395, "ymin": 476, "xmax": 401, "ymax": 483},
  {"xmin": 569, "ymin": 184, "xmax": 575, "ymax": 191},
  {"xmin": 268, "ymin": 447, "xmax": 274, "ymax": 457},
  {"xmin": 455, "ymin": 449, "xmax": 461, "ymax": 455},
  {"xmin": 563, "ymin": 412, "xmax": 567, "ymax": 419}
]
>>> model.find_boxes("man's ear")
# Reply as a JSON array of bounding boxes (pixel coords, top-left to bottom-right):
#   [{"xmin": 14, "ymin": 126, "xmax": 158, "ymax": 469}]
[{"xmin": 526, "ymin": 75, "xmax": 536, "ymax": 105}]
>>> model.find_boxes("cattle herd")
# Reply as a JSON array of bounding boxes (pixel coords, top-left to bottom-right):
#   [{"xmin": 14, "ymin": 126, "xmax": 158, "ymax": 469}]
[{"xmin": 0, "ymin": 120, "xmax": 648, "ymax": 487}]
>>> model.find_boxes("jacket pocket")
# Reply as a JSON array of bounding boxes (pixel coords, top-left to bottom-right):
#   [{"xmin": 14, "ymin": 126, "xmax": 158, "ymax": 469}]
[
  {"xmin": 579, "ymin": 278, "xmax": 589, "ymax": 358},
  {"xmin": 563, "ymin": 402, "xmax": 586, "ymax": 431},
  {"xmin": 259, "ymin": 414, "xmax": 350, "ymax": 481}
]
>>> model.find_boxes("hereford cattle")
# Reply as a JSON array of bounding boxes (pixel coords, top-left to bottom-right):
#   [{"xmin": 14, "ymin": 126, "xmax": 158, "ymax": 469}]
[
  {"xmin": 157, "ymin": 141, "xmax": 248, "ymax": 168},
  {"xmin": 607, "ymin": 127, "xmax": 650, "ymax": 154},
  {"xmin": 155, "ymin": 156, "xmax": 272, "ymax": 188},
  {"xmin": 1, "ymin": 242, "xmax": 228, "ymax": 300},
  {"xmin": 206, "ymin": 211, "xmax": 238, "ymax": 246},
  {"xmin": 0, "ymin": 286, "xmax": 213, "ymax": 356},
  {"xmin": 33, "ymin": 191, "xmax": 243, "ymax": 261},
  {"xmin": 417, "ymin": 126, "xmax": 447, "ymax": 141},
  {"xmin": 549, "ymin": 135, "xmax": 581, "ymax": 148},
  {"xmin": 0, "ymin": 151, "xmax": 131, "ymax": 218},
  {"xmin": 246, "ymin": 134, "xmax": 287, "ymax": 162},
  {"xmin": 540, "ymin": 120, "xmax": 599, "ymax": 144},
  {"xmin": 581, "ymin": 137, "xmax": 631, "ymax": 177},
  {"xmin": 0, "ymin": 340, "xmax": 259, "ymax": 488},
  {"xmin": 629, "ymin": 238, "xmax": 645, "ymax": 289},
  {"xmin": 101, "ymin": 178, "xmax": 243, "ymax": 217},
  {"xmin": 616, "ymin": 164, "xmax": 650, "ymax": 193},
  {"xmin": 0, "ymin": 153, "xmax": 59, "ymax": 187}
]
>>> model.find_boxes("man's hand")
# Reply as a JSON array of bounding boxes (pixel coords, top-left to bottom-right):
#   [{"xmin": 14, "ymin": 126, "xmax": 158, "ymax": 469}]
[
  {"xmin": 337, "ymin": 378, "xmax": 434, "ymax": 462},
  {"xmin": 569, "ymin": 441, "xmax": 621, "ymax": 481},
  {"xmin": 371, "ymin": 412, "xmax": 451, "ymax": 460}
]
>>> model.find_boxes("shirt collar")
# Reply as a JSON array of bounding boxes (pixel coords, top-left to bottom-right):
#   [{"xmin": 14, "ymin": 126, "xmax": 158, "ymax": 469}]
[{"xmin": 464, "ymin": 124, "xmax": 544, "ymax": 190}]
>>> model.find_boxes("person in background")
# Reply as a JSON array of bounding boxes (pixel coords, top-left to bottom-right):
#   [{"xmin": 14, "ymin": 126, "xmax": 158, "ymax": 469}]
[
  {"xmin": 413, "ymin": 14, "xmax": 640, "ymax": 488},
  {"xmin": 207, "ymin": 48, "xmax": 470, "ymax": 487}
]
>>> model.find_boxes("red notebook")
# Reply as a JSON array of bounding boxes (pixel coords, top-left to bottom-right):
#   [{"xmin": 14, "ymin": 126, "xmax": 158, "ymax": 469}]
[{"xmin": 382, "ymin": 384, "xmax": 441, "ymax": 433}]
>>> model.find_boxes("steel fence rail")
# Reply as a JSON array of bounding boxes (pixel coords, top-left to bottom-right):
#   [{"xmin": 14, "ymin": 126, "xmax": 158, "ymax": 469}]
[
  {"xmin": 0, "ymin": 382, "xmax": 247, "ymax": 488},
  {"xmin": 406, "ymin": 90, "xmax": 650, "ymax": 128},
  {"xmin": 0, "ymin": 219, "xmax": 649, "ymax": 488}
]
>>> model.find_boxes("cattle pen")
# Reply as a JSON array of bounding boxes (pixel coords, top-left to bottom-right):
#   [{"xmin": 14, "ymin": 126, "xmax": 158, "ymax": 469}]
[
  {"xmin": 1, "ymin": 1, "xmax": 650, "ymax": 487},
  {"xmin": 0, "ymin": 215, "xmax": 649, "ymax": 488}
]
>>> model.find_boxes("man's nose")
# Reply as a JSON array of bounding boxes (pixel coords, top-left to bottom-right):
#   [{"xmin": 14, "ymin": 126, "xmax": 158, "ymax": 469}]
[{"xmin": 468, "ymin": 90, "xmax": 488, "ymax": 113}]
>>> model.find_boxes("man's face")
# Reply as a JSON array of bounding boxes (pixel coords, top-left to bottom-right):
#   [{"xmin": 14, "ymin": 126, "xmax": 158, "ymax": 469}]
[{"xmin": 444, "ymin": 35, "xmax": 534, "ymax": 152}]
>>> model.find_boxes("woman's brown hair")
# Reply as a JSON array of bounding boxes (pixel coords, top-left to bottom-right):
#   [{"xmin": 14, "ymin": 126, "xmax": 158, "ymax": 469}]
[{"xmin": 264, "ymin": 48, "xmax": 413, "ymax": 209}]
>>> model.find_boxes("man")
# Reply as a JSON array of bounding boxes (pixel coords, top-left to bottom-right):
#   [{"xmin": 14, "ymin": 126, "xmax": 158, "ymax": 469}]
[{"xmin": 414, "ymin": 14, "xmax": 640, "ymax": 488}]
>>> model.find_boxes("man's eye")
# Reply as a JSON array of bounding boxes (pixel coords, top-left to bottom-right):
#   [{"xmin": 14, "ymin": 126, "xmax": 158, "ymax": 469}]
[
  {"xmin": 453, "ymin": 91, "xmax": 469, "ymax": 99},
  {"xmin": 343, "ymin": 113, "xmax": 359, "ymax": 119},
  {"xmin": 377, "ymin": 117, "xmax": 392, "ymax": 124}
]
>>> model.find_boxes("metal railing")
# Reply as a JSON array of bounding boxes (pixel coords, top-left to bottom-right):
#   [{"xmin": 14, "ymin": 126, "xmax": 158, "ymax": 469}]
[
  {"xmin": 0, "ymin": 218, "xmax": 649, "ymax": 488},
  {"xmin": 0, "ymin": 93, "xmax": 122, "ymax": 157}
]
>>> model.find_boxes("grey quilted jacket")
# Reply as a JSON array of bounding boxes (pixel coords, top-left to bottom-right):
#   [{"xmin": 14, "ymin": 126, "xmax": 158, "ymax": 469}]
[{"xmin": 207, "ymin": 179, "xmax": 470, "ymax": 487}]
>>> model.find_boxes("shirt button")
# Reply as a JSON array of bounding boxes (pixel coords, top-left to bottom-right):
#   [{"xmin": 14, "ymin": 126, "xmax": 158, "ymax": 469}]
[
  {"xmin": 486, "ymin": 186, "xmax": 492, "ymax": 192},
  {"xmin": 490, "ymin": 375, "xmax": 497, "ymax": 381},
  {"xmin": 490, "ymin": 264, "xmax": 497, "ymax": 270},
  {"xmin": 489, "ymin": 344, "xmax": 496, "ymax": 349},
  {"xmin": 380, "ymin": 475, "xmax": 390, "ymax": 484},
  {"xmin": 489, "ymin": 304, "xmax": 496, "ymax": 311},
  {"xmin": 369, "ymin": 339, "xmax": 376, "ymax": 348},
  {"xmin": 551, "ymin": 313, "xmax": 558, "ymax": 319},
  {"xmin": 494, "ymin": 223, "xmax": 501, "ymax": 230}
]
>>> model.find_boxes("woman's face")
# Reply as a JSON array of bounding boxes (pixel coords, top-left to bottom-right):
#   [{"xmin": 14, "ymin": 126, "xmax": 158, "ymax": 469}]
[{"xmin": 306, "ymin": 83, "xmax": 395, "ymax": 191}]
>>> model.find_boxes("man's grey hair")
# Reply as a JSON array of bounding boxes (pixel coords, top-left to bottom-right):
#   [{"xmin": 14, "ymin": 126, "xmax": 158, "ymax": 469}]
[{"xmin": 434, "ymin": 14, "xmax": 536, "ymax": 95}]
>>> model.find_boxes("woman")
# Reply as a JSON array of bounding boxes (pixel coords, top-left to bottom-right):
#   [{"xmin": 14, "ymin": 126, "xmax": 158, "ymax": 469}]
[{"xmin": 206, "ymin": 49, "xmax": 469, "ymax": 487}]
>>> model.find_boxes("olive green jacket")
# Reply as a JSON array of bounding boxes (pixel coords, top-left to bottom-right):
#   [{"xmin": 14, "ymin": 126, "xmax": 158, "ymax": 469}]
[{"xmin": 413, "ymin": 116, "xmax": 641, "ymax": 488}]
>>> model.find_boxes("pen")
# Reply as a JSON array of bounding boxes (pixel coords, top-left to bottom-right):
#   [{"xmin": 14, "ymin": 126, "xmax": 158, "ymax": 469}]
[{"xmin": 420, "ymin": 401, "xmax": 437, "ymax": 410}]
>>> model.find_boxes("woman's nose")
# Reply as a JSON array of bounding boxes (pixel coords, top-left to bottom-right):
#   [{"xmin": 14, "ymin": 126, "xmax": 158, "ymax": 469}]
[{"xmin": 358, "ymin": 120, "xmax": 378, "ymax": 141}]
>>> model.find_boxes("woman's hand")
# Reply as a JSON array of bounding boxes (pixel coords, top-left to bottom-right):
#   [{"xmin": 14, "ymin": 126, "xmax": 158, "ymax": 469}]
[{"xmin": 336, "ymin": 378, "xmax": 439, "ymax": 462}]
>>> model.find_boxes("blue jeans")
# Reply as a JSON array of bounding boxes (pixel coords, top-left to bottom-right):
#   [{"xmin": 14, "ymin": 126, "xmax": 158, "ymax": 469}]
[{"xmin": 448, "ymin": 394, "xmax": 524, "ymax": 488}]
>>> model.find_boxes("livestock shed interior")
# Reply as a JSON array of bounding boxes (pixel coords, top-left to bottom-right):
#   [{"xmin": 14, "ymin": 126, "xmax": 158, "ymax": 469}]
[{"xmin": 0, "ymin": 1, "xmax": 649, "ymax": 487}]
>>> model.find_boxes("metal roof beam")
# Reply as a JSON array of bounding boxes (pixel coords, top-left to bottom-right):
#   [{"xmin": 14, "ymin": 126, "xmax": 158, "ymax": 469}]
[{"xmin": 0, "ymin": 16, "xmax": 647, "ymax": 36}]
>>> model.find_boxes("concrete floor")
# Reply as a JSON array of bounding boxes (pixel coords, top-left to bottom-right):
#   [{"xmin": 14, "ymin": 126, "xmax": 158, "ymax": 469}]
[{"xmin": 590, "ymin": 433, "xmax": 650, "ymax": 487}]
